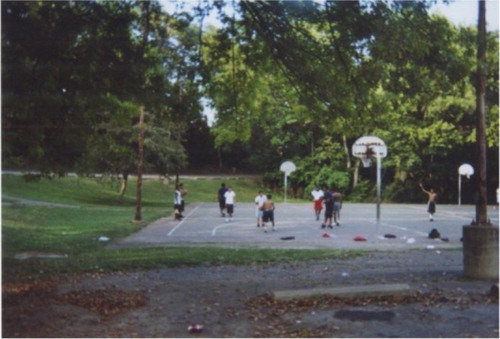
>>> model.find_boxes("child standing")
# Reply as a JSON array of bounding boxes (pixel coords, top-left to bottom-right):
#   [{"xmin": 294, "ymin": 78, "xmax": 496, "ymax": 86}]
[
  {"xmin": 224, "ymin": 187, "xmax": 236, "ymax": 221},
  {"xmin": 420, "ymin": 183, "xmax": 437, "ymax": 221},
  {"xmin": 311, "ymin": 187, "xmax": 324, "ymax": 221}
]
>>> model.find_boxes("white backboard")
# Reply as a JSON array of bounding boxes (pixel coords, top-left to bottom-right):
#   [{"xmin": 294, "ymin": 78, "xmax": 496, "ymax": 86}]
[
  {"xmin": 280, "ymin": 161, "xmax": 296, "ymax": 175},
  {"xmin": 352, "ymin": 136, "xmax": 387, "ymax": 158},
  {"xmin": 459, "ymin": 163, "xmax": 474, "ymax": 178}
]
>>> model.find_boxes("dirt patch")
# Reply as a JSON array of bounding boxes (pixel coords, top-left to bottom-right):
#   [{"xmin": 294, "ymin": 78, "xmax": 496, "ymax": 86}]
[
  {"xmin": 2, "ymin": 250, "xmax": 499, "ymax": 338},
  {"xmin": 59, "ymin": 289, "xmax": 148, "ymax": 317}
]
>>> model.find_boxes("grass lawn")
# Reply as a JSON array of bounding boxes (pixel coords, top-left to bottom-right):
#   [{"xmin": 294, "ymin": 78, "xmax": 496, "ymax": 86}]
[{"xmin": 2, "ymin": 174, "xmax": 360, "ymax": 280}]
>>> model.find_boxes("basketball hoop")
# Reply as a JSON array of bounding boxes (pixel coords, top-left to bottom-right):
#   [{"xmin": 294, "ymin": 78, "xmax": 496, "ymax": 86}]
[
  {"xmin": 280, "ymin": 161, "xmax": 296, "ymax": 176},
  {"xmin": 280, "ymin": 161, "xmax": 296, "ymax": 203},
  {"xmin": 352, "ymin": 136, "xmax": 387, "ymax": 166},
  {"xmin": 361, "ymin": 156, "xmax": 372, "ymax": 168},
  {"xmin": 458, "ymin": 163, "xmax": 474, "ymax": 205},
  {"xmin": 351, "ymin": 136, "xmax": 387, "ymax": 224},
  {"xmin": 458, "ymin": 163, "xmax": 474, "ymax": 179}
]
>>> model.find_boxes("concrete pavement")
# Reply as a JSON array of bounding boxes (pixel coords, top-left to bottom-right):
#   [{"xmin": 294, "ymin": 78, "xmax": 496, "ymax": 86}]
[{"xmin": 111, "ymin": 202, "xmax": 499, "ymax": 251}]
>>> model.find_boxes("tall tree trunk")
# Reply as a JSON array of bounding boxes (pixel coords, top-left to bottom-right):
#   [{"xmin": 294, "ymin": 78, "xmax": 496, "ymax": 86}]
[
  {"xmin": 352, "ymin": 159, "xmax": 359, "ymax": 189},
  {"xmin": 134, "ymin": 2, "xmax": 151, "ymax": 222},
  {"xmin": 345, "ymin": 135, "xmax": 358, "ymax": 190},
  {"xmin": 343, "ymin": 134, "xmax": 351, "ymax": 170},
  {"xmin": 475, "ymin": 0, "xmax": 488, "ymax": 224},
  {"xmin": 135, "ymin": 107, "xmax": 145, "ymax": 221}
]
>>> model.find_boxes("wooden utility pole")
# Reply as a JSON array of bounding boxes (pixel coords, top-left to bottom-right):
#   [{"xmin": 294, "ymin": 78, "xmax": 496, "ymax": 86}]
[
  {"xmin": 475, "ymin": 0, "xmax": 488, "ymax": 225},
  {"xmin": 135, "ymin": 106, "xmax": 145, "ymax": 221},
  {"xmin": 462, "ymin": 0, "xmax": 497, "ymax": 281}
]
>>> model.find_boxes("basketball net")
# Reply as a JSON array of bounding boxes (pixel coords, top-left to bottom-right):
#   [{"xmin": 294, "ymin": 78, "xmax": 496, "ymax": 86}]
[{"xmin": 361, "ymin": 157, "xmax": 372, "ymax": 168}]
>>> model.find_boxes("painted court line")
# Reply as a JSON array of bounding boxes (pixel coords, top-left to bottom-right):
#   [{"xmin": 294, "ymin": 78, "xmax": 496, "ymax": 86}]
[
  {"xmin": 167, "ymin": 203, "xmax": 203, "ymax": 236},
  {"xmin": 376, "ymin": 221, "xmax": 428, "ymax": 237},
  {"xmin": 211, "ymin": 220, "xmax": 314, "ymax": 236},
  {"xmin": 212, "ymin": 222, "xmax": 247, "ymax": 236}
]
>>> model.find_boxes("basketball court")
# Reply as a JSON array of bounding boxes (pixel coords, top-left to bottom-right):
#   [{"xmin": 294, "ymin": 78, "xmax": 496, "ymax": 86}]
[{"xmin": 113, "ymin": 202, "xmax": 499, "ymax": 251}]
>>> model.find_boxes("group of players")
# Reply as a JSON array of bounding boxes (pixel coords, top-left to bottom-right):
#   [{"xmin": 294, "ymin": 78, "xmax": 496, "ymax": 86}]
[
  {"xmin": 311, "ymin": 186, "xmax": 343, "ymax": 229},
  {"xmin": 177, "ymin": 181, "xmax": 439, "ymax": 231},
  {"xmin": 217, "ymin": 183, "xmax": 276, "ymax": 232},
  {"xmin": 215, "ymin": 182, "xmax": 341, "ymax": 232}
]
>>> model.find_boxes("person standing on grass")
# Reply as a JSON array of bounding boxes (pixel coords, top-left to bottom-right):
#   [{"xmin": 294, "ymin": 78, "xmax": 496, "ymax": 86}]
[
  {"xmin": 262, "ymin": 194, "xmax": 275, "ymax": 233},
  {"xmin": 217, "ymin": 183, "xmax": 228, "ymax": 217},
  {"xmin": 420, "ymin": 183, "xmax": 437, "ymax": 221},
  {"xmin": 322, "ymin": 186, "xmax": 334, "ymax": 229},
  {"xmin": 311, "ymin": 187, "xmax": 324, "ymax": 221},
  {"xmin": 173, "ymin": 185, "xmax": 183, "ymax": 220},
  {"xmin": 224, "ymin": 187, "xmax": 236, "ymax": 222},
  {"xmin": 332, "ymin": 189, "xmax": 342, "ymax": 226},
  {"xmin": 255, "ymin": 191, "xmax": 267, "ymax": 227}
]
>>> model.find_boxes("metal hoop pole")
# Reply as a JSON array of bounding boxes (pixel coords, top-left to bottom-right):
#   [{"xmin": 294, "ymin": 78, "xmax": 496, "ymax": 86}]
[
  {"xmin": 376, "ymin": 152, "xmax": 382, "ymax": 224},
  {"xmin": 284, "ymin": 173, "xmax": 288, "ymax": 203},
  {"xmin": 458, "ymin": 174, "xmax": 462, "ymax": 206}
]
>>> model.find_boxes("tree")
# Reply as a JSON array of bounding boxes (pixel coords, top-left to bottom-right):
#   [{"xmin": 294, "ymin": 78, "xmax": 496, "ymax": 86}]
[
  {"xmin": 2, "ymin": 1, "xmax": 95, "ymax": 174},
  {"xmin": 78, "ymin": 1, "xmax": 191, "ymax": 200},
  {"xmin": 2, "ymin": 1, "xmax": 146, "ymax": 175},
  {"xmin": 3, "ymin": 0, "xmax": 498, "ymax": 204},
  {"xmin": 200, "ymin": 0, "xmax": 498, "ymax": 202},
  {"xmin": 2, "ymin": 1, "xmax": 195, "ymax": 182}
]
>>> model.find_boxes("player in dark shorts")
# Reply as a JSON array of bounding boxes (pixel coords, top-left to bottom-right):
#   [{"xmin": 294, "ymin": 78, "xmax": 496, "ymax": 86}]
[
  {"xmin": 262, "ymin": 194, "xmax": 275, "ymax": 233},
  {"xmin": 322, "ymin": 187, "xmax": 334, "ymax": 229},
  {"xmin": 217, "ymin": 183, "xmax": 227, "ymax": 217},
  {"xmin": 419, "ymin": 183, "xmax": 437, "ymax": 221},
  {"xmin": 224, "ymin": 187, "xmax": 236, "ymax": 221}
]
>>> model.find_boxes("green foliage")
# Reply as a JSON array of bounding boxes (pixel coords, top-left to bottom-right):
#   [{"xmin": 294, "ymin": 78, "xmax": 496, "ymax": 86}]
[
  {"xmin": 216, "ymin": 1, "xmax": 497, "ymax": 203},
  {"xmin": 2, "ymin": 1, "xmax": 499, "ymax": 203},
  {"xmin": 262, "ymin": 172, "xmax": 283, "ymax": 191},
  {"xmin": 348, "ymin": 180, "xmax": 375, "ymax": 202},
  {"xmin": 383, "ymin": 181, "xmax": 422, "ymax": 204},
  {"xmin": 2, "ymin": 1, "xmax": 201, "ymax": 177},
  {"xmin": 308, "ymin": 169, "xmax": 349, "ymax": 192},
  {"xmin": 486, "ymin": 105, "xmax": 499, "ymax": 148}
]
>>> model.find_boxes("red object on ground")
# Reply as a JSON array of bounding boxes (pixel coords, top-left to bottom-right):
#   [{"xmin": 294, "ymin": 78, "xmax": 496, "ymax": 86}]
[{"xmin": 354, "ymin": 236, "xmax": 367, "ymax": 241}]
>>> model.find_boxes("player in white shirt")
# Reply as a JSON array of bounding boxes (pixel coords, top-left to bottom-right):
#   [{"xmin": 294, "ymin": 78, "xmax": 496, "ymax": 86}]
[
  {"xmin": 254, "ymin": 191, "xmax": 267, "ymax": 227},
  {"xmin": 224, "ymin": 187, "xmax": 236, "ymax": 221},
  {"xmin": 311, "ymin": 187, "xmax": 324, "ymax": 221}
]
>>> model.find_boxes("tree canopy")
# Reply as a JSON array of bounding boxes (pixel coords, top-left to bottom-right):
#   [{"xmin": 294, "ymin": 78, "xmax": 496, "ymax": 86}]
[{"xmin": 2, "ymin": 0, "xmax": 498, "ymax": 204}]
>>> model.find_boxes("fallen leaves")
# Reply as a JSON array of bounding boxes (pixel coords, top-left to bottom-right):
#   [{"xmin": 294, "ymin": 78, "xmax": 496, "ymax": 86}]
[
  {"xmin": 242, "ymin": 289, "xmax": 499, "ymax": 337},
  {"xmin": 248, "ymin": 289, "xmax": 497, "ymax": 313},
  {"xmin": 3, "ymin": 280, "xmax": 56, "ymax": 295},
  {"xmin": 59, "ymin": 289, "xmax": 147, "ymax": 317}
]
